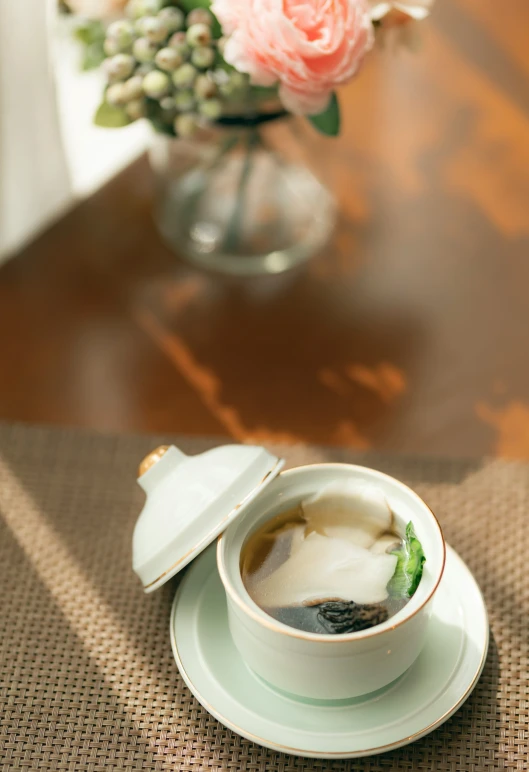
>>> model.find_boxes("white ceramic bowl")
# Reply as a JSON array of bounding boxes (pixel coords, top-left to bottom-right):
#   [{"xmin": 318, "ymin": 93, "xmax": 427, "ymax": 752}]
[{"xmin": 217, "ymin": 464, "xmax": 446, "ymax": 701}]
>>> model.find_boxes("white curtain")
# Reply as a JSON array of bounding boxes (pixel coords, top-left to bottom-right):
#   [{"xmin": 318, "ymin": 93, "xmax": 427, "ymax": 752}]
[{"xmin": 0, "ymin": 0, "xmax": 72, "ymax": 262}]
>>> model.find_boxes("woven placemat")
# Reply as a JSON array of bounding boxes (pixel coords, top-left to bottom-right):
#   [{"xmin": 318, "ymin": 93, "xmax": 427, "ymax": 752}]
[{"xmin": 0, "ymin": 423, "xmax": 527, "ymax": 771}]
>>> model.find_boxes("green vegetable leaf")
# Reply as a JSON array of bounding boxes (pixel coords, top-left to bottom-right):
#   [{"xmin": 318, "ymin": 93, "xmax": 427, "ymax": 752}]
[
  {"xmin": 388, "ymin": 522, "xmax": 425, "ymax": 598},
  {"xmin": 308, "ymin": 92, "xmax": 341, "ymax": 137},
  {"xmin": 94, "ymin": 102, "xmax": 130, "ymax": 129}
]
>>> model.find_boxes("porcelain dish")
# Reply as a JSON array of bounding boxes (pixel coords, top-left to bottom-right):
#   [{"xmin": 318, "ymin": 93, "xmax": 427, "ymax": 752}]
[
  {"xmin": 217, "ymin": 463, "xmax": 446, "ymax": 699},
  {"xmin": 171, "ymin": 543, "xmax": 489, "ymax": 758},
  {"xmin": 133, "ymin": 443, "xmax": 486, "ymax": 752},
  {"xmin": 133, "ymin": 444, "xmax": 283, "ymax": 592}
]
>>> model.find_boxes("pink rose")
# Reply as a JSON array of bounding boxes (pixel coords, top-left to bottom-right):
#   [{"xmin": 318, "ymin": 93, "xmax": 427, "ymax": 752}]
[{"xmin": 211, "ymin": 0, "xmax": 374, "ymax": 115}]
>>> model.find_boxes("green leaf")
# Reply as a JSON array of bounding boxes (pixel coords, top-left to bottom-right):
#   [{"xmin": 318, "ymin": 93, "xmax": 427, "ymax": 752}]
[
  {"xmin": 179, "ymin": 0, "xmax": 212, "ymax": 11},
  {"xmin": 74, "ymin": 27, "xmax": 92, "ymax": 45},
  {"xmin": 308, "ymin": 92, "xmax": 341, "ymax": 137},
  {"xmin": 82, "ymin": 42, "xmax": 106, "ymax": 71},
  {"xmin": 94, "ymin": 102, "xmax": 130, "ymax": 129},
  {"xmin": 388, "ymin": 522, "xmax": 426, "ymax": 599},
  {"xmin": 250, "ymin": 85, "xmax": 279, "ymax": 98},
  {"xmin": 74, "ymin": 20, "xmax": 105, "ymax": 46}
]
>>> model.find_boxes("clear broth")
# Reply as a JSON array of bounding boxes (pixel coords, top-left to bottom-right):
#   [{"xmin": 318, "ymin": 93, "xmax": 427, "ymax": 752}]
[{"xmin": 240, "ymin": 505, "xmax": 408, "ymax": 635}]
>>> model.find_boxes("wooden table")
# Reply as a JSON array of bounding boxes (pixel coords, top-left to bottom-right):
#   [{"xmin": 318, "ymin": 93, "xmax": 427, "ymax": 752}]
[{"xmin": 1, "ymin": 0, "xmax": 528, "ymax": 458}]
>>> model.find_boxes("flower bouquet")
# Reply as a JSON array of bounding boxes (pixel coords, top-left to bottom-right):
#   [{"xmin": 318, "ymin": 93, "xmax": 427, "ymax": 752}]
[
  {"xmin": 59, "ymin": 1, "xmax": 129, "ymax": 71},
  {"xmin": 88, "ymin": 0, "xmax": 434, "ymax": 274}
]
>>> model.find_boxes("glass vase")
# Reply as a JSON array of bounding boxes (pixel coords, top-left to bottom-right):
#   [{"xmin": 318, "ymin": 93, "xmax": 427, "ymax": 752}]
[{"xmin": 149, "ymin": 116, "xmax": 336, "ymax": 276}]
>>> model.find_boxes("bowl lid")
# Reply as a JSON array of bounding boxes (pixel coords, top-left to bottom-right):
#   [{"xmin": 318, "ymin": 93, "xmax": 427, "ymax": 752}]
[{"xmin": 133, "ymin": 443, "xmax": 284, "ymax": 592}]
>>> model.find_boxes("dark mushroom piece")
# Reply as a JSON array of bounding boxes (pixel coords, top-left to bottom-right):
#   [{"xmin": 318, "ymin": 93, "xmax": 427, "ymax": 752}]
[{"xmin": 316, "ymin": 601, "xmax": 389, "ymax": 635}]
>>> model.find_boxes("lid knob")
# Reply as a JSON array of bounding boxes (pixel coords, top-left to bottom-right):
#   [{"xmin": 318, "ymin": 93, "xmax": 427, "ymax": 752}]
[{"xmin": 138, "ymin": 445, "xmax": 170, "ymax": 478}]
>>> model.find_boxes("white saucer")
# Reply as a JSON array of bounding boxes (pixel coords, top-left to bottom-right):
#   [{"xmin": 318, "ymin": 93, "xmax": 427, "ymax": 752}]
[{"xmin": 170, "ymin": 544, "xmax": 488, "ymax": 759}]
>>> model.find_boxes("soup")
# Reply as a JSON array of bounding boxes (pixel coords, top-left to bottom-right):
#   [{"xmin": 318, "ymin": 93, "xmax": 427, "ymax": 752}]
[{"xmin": 240, "ymin": 482, "xmax": 425, "ymax": 635}]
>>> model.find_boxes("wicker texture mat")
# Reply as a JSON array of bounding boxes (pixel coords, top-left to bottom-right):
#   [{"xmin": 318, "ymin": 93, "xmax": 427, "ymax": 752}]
[{"xmin": 0, "ymin": 423, "xmax": 527, "ymax": 771}]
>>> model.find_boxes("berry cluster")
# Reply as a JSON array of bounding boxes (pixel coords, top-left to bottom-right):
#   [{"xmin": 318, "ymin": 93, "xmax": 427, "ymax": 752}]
[{"xmin": 101, "ymin": 0, "xmax": 249, "ymax": 137}]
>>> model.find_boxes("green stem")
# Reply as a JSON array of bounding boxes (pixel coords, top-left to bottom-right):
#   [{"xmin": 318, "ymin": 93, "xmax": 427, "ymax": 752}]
[
  {"xmin": 184, "ymin": 134, "xmax": 240, "ymax": 221},
  {"xmin": 253, "ymin": 129, "xmax": 285, "ymax": 169},
  {"xmin": 223, "ymin": 129, "xmax": 259, "ymax": 255}
]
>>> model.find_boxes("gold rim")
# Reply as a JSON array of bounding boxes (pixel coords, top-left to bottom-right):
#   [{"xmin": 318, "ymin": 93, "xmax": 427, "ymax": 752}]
[
  {"xmin": 169, "ymin": 547, "xmax": 489, "ymax": 757},
  {"xmin": 217, "ymin": 463, "xmax": 447, "ymax": 644}
]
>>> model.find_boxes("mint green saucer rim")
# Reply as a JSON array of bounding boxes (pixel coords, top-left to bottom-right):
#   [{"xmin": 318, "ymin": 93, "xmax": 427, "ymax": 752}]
[{"xmin": 170, "ymin": 545, "xmax": 489, "ymax": 759}]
